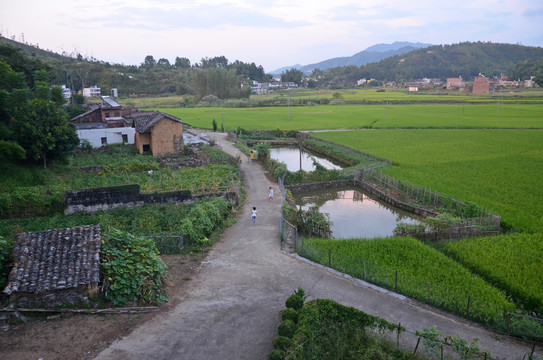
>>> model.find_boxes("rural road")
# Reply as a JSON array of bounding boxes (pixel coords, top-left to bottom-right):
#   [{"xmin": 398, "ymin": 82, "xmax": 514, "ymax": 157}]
[{"xmin": 94, "ymin": 132, "xmax": 541, "ymax": 360}]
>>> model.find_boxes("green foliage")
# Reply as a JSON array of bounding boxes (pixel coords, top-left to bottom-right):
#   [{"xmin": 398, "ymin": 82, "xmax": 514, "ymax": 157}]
[
  {"xmin": 267, "ymin": 349, "xmax": 285, "ymax": 360},
  {"xmin": 254, "ymin": 142, "xmax": 270, "ymax": 161},
  {"xmin": 393, "ymin": 223, "xmax": 426, "ymax": 237},
  {"xmin": 0, "ymin": 140, "xmax": 26, "ymax": 161},
  {"xmin": 286, "ymin": 299, "xmax": 409, "ymax": 360},
  {"xmin": 180, "ymin": 198, "xmax": 232, "ymax": 245},
  {"xmin": 286, "ymin": 294, "xmax": 305, "ymax": 311},
  {"xmin": 77, "ymin": 139, "xmax": 93, "ymax": 153},
  {"xmin": 281, "ymin": 308, "xmax": 300, "ymax": 324},
  {"xmin": 101, "ymin": 228, "xmax": 167, "ymax": 306},
  {"xmin": 424, "ymin": 213, "xmax": 463, "ymax": 231},
  {"xmin": 285, "ymin": 205, "xmax": 333, "ymax": 238},
  {"xmin": 277, "ymin": 319, "xmax": 296, "ymax": 338},
  {"xmin": 0, "ymin": 235, "xmax": 13, "ymax": 289},
  {"xmin": 416, "ymin": 327, "xmax": 487, "ymax": 360},
  {"xmin": 272, "ymin": 336, "xmax": 292, "ymax": 351}
]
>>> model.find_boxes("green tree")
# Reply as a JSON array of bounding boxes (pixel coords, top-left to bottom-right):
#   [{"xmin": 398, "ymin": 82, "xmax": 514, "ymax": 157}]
[
  {"xmin": 281, "ymin": 68, "xmax": 304, "ymax": 85},
  {"xmin": 14, "ymin": 99, "xmax": 79, "ymax": 168},
  {"xmin": 143, "ymin": 55, "xmax": 156, "ymax": 68},
  {"xmin": 157, "ymin": 58, "xmax": 171, "ymax": 68},
  {"xmin": 175, "ymin": 57, "xmax": 191, "ymax": 69}
]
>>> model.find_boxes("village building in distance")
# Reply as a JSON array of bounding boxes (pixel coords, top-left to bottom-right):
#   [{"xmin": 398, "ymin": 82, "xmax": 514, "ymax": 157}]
[{"xmin": 69, "ymin": 96, "xmax": 193, "ymax": 156}]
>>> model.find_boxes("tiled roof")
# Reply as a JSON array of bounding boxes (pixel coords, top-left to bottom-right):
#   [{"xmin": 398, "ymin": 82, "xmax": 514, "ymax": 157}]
[
  {"xmin": 130, "ymin": 111, "xmax": 187, "ymax": 133},
  {"xmin": 3, "ymin": 225, "xmax": 101, "ymax": 295}
]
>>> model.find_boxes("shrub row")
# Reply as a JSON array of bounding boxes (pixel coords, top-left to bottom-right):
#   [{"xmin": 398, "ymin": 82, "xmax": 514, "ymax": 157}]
[{"xmin": 269, "ymin": 288, "xmax": 411, "ymax": 360}]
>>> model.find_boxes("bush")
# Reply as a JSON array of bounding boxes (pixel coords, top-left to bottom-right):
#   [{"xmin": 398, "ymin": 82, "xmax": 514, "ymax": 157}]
[
  {"xmin": 281, "ymin": 308, "xmax": 299, "ymax": 323},
  {"xmin": 0, "ymin": 235, "xmax": 13, "ymax": 289},
  {"xmin": 78, "ymin": 139, "xmax": 93, "ymax": 152},
  {"xmin": 101, "ymin": 228, "xmax": 167, "ymax": 306},
  {"xmin": 277, "ymin": 319, "xmax": 296, "ymax": 338},
  {"xmin": 272, "ymin": 336, "xmax": 292, "ymax": 350},
  {"xmin": 268, "ymin": 349, "xmax": 285, "ymax": 360},
  {"xmin": 393, "ymin": 223, "xmax": 426, "ymax": 237},
  {"xmin": 285, "ymin": 287, "xmax": 307, "ymax": 310}
]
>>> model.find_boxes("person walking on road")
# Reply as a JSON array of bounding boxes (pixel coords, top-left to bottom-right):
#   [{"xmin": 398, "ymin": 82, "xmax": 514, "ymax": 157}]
[
  {"xmin": 249, "ymin": 150, "xmax": 255, "ymax": 163},
  {"xmin": 251, "ymin": 207, "xmax": 258, "ymax": 224},
  {"xmin": 268, "ymin": 187, "xmax": 274, "ymax": 202}
]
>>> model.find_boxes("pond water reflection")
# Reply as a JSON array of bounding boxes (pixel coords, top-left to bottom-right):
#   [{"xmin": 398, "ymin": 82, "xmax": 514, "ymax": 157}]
[
  {"xmin": 295, "ymin": 187, "xmax": 424, "ymax": 239},
  {"xmin": 269, "ymin": 146, "xmax": 342, "ymax": 172}
]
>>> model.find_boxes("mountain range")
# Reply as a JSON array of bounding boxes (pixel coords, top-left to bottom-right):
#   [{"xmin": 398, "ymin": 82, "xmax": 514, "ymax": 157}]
[{"xmin": 270, "ymin": 42, "xmax": 432, "ymax": 75}]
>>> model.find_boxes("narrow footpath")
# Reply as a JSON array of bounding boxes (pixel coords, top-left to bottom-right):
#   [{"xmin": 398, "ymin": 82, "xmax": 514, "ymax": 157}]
[{"xmin": 94, "ymin": 133, "xmax": 541, "ymax": 360}]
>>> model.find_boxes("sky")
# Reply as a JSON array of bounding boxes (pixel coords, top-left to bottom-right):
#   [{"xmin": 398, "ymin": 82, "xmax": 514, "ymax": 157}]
[{"xmin": 1, "ymin": 0, "xmax": 542, "ymax": 73}]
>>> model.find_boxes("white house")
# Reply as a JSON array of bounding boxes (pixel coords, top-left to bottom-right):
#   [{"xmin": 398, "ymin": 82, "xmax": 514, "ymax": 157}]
[
  {"xmin": 77, "ymin": 127, "xmax": 135, "ymax": 148},
  {"xmin": 61, "ymin": 85, "xmax": 72, "ymax": 98},
  {"xmin": 83, "ymin": 86, "xmax": 101, "ymax": 97}
]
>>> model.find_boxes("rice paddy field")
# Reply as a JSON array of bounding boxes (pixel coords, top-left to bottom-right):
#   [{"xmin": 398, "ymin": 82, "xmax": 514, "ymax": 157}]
[{"xmin": 159, "ymin": 103, "xmax": 543, "ymax": 131}]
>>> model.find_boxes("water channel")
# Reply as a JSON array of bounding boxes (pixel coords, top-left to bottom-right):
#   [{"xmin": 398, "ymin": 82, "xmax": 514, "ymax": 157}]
[
  {"xmin": 269, "ymin": 146, "xmax": 343, "ymax": 172},
  {"xmin": 294, "ymin": 187, "xmax": 424, "ymax": 239}
]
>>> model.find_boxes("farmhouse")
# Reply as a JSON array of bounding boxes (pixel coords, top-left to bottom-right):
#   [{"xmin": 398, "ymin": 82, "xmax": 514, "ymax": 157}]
[
  {"xmin": 472, "ymin": 75, "xmax": 492, "ymax": 94},
  {"xmin": 3, "ymin": 225, "xmax": 101, "ymax": 308},
  {"xmin": 128, "ymin": 111, "xmax": 190, "ymax": 157},
  {"xmin": 446, "ymin": 77, "xmax": 464, "ymax": 89},
  {"xmin": 70, "ymin": 96, "xmax": 135, "ymax": 148}
]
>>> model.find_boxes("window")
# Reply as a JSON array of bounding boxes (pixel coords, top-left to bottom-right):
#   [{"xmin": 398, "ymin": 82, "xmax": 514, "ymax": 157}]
[
  {"xmin": 105, "ymin": 112, "xmax": 110, "ymax": 118},
  {"xmin": 142, "ymin": 144, "xmax": 151, "ymax": 153},
  {"xmin": 101, "ymin": 137, "xmax": 107, "ymax": 145},
  {"xmin": 122, "ymin": 134, "xmax": 128, "ymax": 143}
]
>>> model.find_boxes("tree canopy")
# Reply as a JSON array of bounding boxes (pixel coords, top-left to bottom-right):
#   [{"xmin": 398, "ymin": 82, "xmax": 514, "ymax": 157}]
[{"xmin": 0, "ymin": 55, "xmax": 78, "ymax": 168}]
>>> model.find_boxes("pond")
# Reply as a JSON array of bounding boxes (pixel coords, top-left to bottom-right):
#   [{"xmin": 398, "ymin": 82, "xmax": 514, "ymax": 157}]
[
  {"xmin": 269, "ymin": 146, "xmax": 343, "ymax": 172},
  {"xmin": 294, "ymin": 187, "xmax": 424, "ymax": 239}
]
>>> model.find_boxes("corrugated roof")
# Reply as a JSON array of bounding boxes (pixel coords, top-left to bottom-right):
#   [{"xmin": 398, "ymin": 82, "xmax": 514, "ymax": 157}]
[
  {"xmin": 101, "ymin": 96, "xmax": 121, "ymax": 108},
  {"xmin": 3, "ymin": 225, "xmax": 102, "ymax": 295}
]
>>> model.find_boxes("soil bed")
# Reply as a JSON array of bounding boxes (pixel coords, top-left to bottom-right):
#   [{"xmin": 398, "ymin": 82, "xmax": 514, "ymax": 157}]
[{"xmin": 0, "ymin": 250, "xmax": 208, "ymax": 360}]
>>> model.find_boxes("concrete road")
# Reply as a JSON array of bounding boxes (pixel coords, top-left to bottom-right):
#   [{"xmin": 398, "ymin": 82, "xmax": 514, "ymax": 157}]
[{"xmin": 94, "ymin": 132, "xmax": 541, "ymax": 360}]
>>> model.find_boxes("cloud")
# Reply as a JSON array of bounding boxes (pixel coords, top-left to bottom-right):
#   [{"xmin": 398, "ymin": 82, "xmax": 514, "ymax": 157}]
[{"xmin": 80, "ymin": 3, "xmax": 308, "ymax": 31}]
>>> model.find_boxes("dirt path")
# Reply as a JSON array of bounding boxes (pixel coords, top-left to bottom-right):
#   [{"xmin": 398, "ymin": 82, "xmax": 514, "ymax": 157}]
[{"xmin": 94, "ymin": 133, "xmax": 541, "ymax": 360}]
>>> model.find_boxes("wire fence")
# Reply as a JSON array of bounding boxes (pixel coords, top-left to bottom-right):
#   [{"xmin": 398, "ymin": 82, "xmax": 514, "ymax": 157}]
[
  {"xmin": 357, "ymin": 169, "xmax": 501, "ymax": 233},
  {"xmin": 142, "ymin": 234, "xmax": 185, "ymax": 254},
  {"xmin": 295, "ymin": 239, "xmax": 543, "ymax": 346}
]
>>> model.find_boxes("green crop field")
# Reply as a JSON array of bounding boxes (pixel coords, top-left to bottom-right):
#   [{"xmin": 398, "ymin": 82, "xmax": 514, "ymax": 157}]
[
  {"xmin": 160, "ymin": 103, "xmax": 543, "ymax": 131},
  {"xmin": 442, "ymin": 234, "xmax": 543, "ymax": 313},
  {"xmin": 302, "ymin": 237, "xmax": 515, "ymax": 324},
  {"xmin": 312, "ymin": 129, "xmax": 543, "ymax": 233},
  {"xmin": 254, "ymin": 88, "xmax": 543, "ymax": 103}
]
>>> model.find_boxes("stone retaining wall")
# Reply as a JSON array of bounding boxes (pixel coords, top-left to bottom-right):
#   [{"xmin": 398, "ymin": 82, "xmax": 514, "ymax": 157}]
[{"xmin": 65, "ymin": 184, "xmax": 237, "ymax": 215}]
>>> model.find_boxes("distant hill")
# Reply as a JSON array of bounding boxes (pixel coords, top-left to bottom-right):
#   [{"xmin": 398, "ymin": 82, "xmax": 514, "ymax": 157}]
[
  {"xmin": 358, "ymin": 42, "xmax": 543, "ymax": 81},
  {"xmin": 270, "ymin": 42, "xmax": 432, "ymax": 74}
]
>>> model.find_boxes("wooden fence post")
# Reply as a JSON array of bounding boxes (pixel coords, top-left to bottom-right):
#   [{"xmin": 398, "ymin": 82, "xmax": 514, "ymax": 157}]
[{"xmin": 396, "ymin": 322, "xmax": 401, "ymax": 349}]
